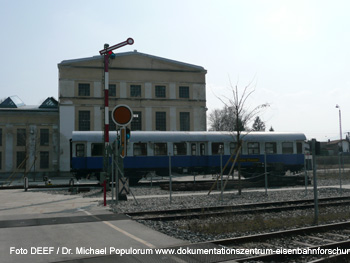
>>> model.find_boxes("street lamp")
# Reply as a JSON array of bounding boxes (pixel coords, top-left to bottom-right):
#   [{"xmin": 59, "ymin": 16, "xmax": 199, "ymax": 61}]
[
  {"xmin": 336, "ymin": 104, "xmax": 343, "ymax": 151},
  {"xmin": 335, "ymin": 104, "xmax": 343, "ymax": 193}
]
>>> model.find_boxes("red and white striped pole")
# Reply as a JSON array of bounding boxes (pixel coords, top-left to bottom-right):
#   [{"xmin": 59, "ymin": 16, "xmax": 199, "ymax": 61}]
[
  {"xmin": 99, "ymin": 38, "xmax": 134, "ymax": 173},
  {"xmin": 103, "ymin": 44, "xmax": 110, "ymax": 155}
]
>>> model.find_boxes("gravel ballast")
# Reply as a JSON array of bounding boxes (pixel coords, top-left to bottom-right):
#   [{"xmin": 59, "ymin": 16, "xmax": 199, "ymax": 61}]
[{"xmin": 42, "ymin": 176, "xmax": 350, "ymax": 243}]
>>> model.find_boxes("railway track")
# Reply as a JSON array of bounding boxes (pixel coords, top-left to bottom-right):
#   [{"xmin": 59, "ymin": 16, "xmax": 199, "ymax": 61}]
[
  {"xmin": 0, "ymin": 183, "xmax": 100, "ymax": 190},
  {"xmin": 205, "ymin": 220, "xmax": 350, "ymax": 262},
  {"xmin": 126, "ymin": 196, "xmax": 350, "ymax": 221}
]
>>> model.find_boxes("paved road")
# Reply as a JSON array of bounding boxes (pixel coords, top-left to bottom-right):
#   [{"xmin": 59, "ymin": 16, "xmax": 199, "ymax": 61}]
[{"xmin": 0, "ymin": 189, "xmax": 186, "ymax": 263}]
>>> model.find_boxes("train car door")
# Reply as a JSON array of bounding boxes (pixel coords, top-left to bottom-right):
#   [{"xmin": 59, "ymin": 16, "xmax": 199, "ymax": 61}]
[
  {"xmin": 189, "ymin": 142, "xmax": 208, "ymax": 173},
  {"xmin": 73, "ymin": 142, "xmax": 87, "ymax": 171},
  {"xmin": 189, "ymin": 143, "xmax": 198, "ymax": 171}
]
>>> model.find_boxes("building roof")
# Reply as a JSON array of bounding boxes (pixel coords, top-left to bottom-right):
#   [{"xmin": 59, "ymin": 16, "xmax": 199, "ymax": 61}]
[
  {"xmin": 39, "ymin": 97, "xmax": 58, "ymax": 108},
  {"xmin": 0, "ymin": 96, "xmax": 58, "ymax": 111},
  {"xmin": 72, "ymin": 131, "xmax": 307, "ymax": 143},
  {"xmin": 0, "ymin": 95, "xmax": 25, "ymax": 108},
  {"xmin": 59, "ymin": 50, "xmax": 206, "ymax": 72}
]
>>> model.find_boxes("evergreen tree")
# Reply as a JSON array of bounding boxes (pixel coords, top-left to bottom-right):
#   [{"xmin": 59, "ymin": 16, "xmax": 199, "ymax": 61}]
[{"xmin": 252, "ymin": 116, "xmax": 265, "ymax": 131}]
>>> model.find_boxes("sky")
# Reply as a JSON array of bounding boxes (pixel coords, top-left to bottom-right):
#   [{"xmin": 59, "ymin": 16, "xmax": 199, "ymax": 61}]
[{"xmin": 0, "ymin": 0, "xmax": 349, "ymax": 141}]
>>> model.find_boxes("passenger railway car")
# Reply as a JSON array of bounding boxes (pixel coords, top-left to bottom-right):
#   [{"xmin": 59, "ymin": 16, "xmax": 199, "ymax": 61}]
[{"xmin": 71, "ymin": 131, "xmax": 306, "ymax": 184}]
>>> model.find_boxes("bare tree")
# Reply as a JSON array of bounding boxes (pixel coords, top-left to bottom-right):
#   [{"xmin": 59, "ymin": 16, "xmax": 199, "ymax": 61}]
[{"xmin": 217, "ymin": 80, "xmax": 269, "ymax": 195}]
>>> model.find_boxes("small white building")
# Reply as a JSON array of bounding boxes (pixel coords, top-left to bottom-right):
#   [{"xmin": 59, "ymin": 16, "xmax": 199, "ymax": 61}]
[{"xmin": 0, "ymin": 96, "xmax": 59, "ymax": 177}]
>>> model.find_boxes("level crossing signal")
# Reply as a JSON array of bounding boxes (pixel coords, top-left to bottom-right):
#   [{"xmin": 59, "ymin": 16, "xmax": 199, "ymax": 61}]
[
  {"xmin": 112, "ymin": 104, "xmax": 133, "ymax": 158},
  {"xmin": 112, "ymin": 105, "xmax": 133, "ymax": 126},
  {"xmin": 120, "ymin": 127, "xmax": 127, "ymax": 158}
]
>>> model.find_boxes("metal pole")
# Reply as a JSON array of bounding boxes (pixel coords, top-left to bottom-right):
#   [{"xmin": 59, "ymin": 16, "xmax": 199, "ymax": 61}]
[
  {"xmin": 111, "ymin": 153, "xmax": 114, "ymax": 203},
  {"xmin": 338, "ymin": 152, "xmax": 342, "ymax": 195},
  {"xmin": 264, "ymin": 151, "xmax": 268, "ymax": 196},
  {"xmin": 169, "ymin": 152, "xmax": 172, "ymax": 204},
  {"xmin": 103, "ymin": 180, "xmax": 107, "ymax": 206},
  {"xmin": 312, "ymin": 139, "xmax": 318, "ymax": 224},
  {"xmin": 336, "ymin": 105, "xmax": 343, "ymax": 194},
  {"xmin": 220, "ymin": 148, "xmax": 223, "ymax": 202},
  {"xmin": 24, "ymin": 176, "xmax": 28, "ymax": 192},
  {"xmin": 115, "ymin": 132, "xmax": 119, "ymax": 204},
  {"xmin": 69, "ymin": 177, "xmax": 74, "ymax": 193},
  {"xmin": 304, "ymin": 154, "xmax": 308, "ymax": 196}
]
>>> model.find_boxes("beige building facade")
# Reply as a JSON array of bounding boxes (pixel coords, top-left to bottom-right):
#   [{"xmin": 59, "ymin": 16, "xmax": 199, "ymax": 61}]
[
  {"xmin": 0, "ymin": 97, "xmax": 59, "ymax": 177},
  {"xmin": 58, "ymin": 51, "xmax": 207, "ymax": 172}
]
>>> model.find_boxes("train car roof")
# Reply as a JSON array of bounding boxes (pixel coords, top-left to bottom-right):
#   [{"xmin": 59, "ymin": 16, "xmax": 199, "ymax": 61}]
[{"xmin": 72, "ymin": 131, "xmax": 306, "ymax": 143}]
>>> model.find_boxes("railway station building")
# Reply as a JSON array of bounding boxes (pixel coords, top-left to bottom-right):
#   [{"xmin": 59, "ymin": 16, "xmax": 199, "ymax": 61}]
[{"xmin": 58, "ymin": 50, "xmax": 207, "ymax": 173}]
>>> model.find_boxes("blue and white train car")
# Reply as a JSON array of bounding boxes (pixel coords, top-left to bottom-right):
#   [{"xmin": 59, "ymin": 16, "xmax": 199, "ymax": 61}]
[{"xmin": 71, "ymin": 131, "xmax": 306, "ymax": 184}]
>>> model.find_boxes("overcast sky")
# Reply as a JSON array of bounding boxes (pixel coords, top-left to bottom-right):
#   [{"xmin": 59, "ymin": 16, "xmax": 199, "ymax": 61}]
[{"xmin": 1, "ymin": 0, "xmax": 349, "ymax": 141}]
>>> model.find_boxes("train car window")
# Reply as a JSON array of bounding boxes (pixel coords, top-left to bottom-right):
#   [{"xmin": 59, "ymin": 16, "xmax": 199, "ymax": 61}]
[
  {"xmin": 91, "ymin": 143, "xmax": 103, "ymax": 156},
  {"xmin": 282, "ymin": 142, "xmax": 294, "ymax": 154},
  {"xmin": 154, "ymin": 143, "xmax": 167, "ymax": 156},
  {"xmin": 297, "ymin": 142, "xmax": 303, "ymax": 154},
  {"xmin": 230, "ymin": 142, "xmax": 237, "ymax": 154},
  {"xmin": 265, "ymin": 142, "xmax": 277, "ymax": 154},
  {"xmin": 200, "ymin": 143, "xmax": 206, "ymax": 156},
  {"xmin": 191, "ymin": 143, "xmax": 196, "ymax": 155},
  {"xmin": 174, "ymin": 143, "xmax": 187, "ymax": 155},
  {"xmin": 248, "ymin": 142, "xmax": 260, "ymax": 154},
  {"xmin": 76, "ymin": 144, "xmax": 85, "ymax": 157},
  {"xmin": 212, "ymin": 142, "xmax": 224, "ymax": 155},
  {"xmin": 133, "ymin": 143, "xmax": 147, "ymax": 156}
]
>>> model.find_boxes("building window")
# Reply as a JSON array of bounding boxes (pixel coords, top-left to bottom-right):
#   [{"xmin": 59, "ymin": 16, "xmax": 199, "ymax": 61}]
[
  {"xmin": 212, "ymin": 142, "xmax": 224, "ymax": 155},
  {"xmin": 76, "ymin": 144, "xmax": 85, "ymax": 157},
  {"xmin": 248, "ymin": 142, "xmax": 260, "ymax": 154},
  {"xmin": 78, "ymin": 83, "xmax": 90, "ymax": 96},
  {"xmin": 156, "ymin": 112, "xmax": 166, "ymax": 131},
  {"xmin": 282, "ymin": 142, "xmax": 294, "ymax": 154},
  {"xmin": 78, "ymin": 111, "xmax": 90, "ymax": 131},
  {"xmin": 200, "ymin": 143, "xmax": 206, "ymax": 156},
  {"xmin": 109, "ymin": 84, "xmax": 116, "ymax": 97},
  {"xmin": 174, "ymin": 143, "xmax": 187, "ymax": 156},
  {"xmin": 133, "ymin": 143, "xmax": 147, "ymax": 156},
  {"xmin": 191, "ymin": 143, "xmax": 196, "ymax": 155},
  {"xmin": 179, "ymin": 86, "xmax": 189, "ymax": 98},
  {"xmin": 130, "ymin": 85, "xmax": 141, "ymax": 97},
  {"xmin": 154, "ymin": 143, "xmax": 167, "ymax": 156},
  {"xmin": 265, "ymin": 142, "xmax": 277, "ymax": 154},
  {"xmin": 131, "ymin": 111, "xmax": 142, "ymax": 130},
  {"xmin": 230, "ymin": 142, "xmax": 237, "ymax": 154},
  {"xmin": 0, "ymin": 128, "xmax": 2, "ymax": 146},
  {"xmin": 17, "ymin": 129, "xmax": 26, "ymax": 146},
  {"xmin": 17, "ymin": 151, "xmax": 26, "ymax": 169},
  {"xmin": 40, "ymin": 129, "xmax": 49, "ymax": 146},
  {"xmin": 0, "ymin": 152, "xmax": 2, "ymax": 169},
  {"xmin": 297, "ymin": 142, "xmax": 303, "ymax": 154},
  {"xmin": 155, "ymin": 85, "xmax": 166, "ymax": 98},
  {"xmin": 180, "ymin": 112, "xmax": 190, "ymax": 131},
  {"xmin": 40, "ymin": 151, "xmax": 49, "ymax": 169},
  {"xmin": 109, "ymin": 111, "xmax": 116, "ymax": 131},
  {"xmin": 91, "ymin": 143, "xmax": 103, "ymax": 156}
]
